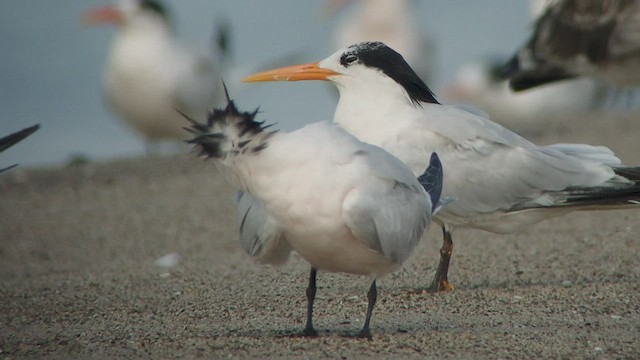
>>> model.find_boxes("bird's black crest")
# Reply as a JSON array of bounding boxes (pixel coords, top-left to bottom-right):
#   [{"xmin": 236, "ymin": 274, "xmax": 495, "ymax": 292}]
[
  {"xmin": 342, "ymin": 42, "xmax": 439, "ymax": 106},
  {"xmin": 183, "ymin": 91, "xmax": 276, "ymax": 160}
]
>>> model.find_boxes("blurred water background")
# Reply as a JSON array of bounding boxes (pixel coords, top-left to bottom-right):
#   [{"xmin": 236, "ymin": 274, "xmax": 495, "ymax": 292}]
[{"xmin": 0, "ymin": 1, "xmax": 530, "ymax": 167}]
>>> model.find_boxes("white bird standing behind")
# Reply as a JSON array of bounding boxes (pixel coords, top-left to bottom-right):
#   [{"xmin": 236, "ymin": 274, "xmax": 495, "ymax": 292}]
[
  {"xmin": 243, "ymin": 41, "xmax": 640, "ymax": 293},
  {"xmin": 83, "ymin": 0, "xmax": 225, "ymax": 151},
  {"xmin": 185, "ymin": 90, "xmax": 443, "ymax": 338},
  {"xmin": 502, "ymin": 0, "xmax": 640, "ymax": 91},
  {"xmin": 325, "ymin": 0, "xmax": 434, "ymax": 84}
]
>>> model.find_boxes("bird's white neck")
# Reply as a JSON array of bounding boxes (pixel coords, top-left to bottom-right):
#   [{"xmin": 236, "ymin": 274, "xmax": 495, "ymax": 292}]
[
  {"xmin": 107, "ymin": 16, "xmax": 173, "ymax": 71},
  {"xmin": 333, "ymin": 77, "xmax": 422, "ymax": 140}
]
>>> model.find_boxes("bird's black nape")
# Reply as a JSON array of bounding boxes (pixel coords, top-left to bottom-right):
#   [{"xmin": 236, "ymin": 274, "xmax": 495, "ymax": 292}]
[{"xmin": 343, "ymin": 42, "xmax": 439, "ymax": 106}]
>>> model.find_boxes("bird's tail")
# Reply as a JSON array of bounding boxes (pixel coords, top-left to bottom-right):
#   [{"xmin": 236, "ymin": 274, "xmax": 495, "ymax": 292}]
[
  {"xmin": 418, "ymin": 152, "xmax": 446, "ymax": 213},
  {"xmin": 0, "ymin": 124, "xmax": 40, "ymax": 173},
  {"xmin": 566, "ymin": 166, "xmax": 640, "ymax": 208},
  {"xmin": 183, "ymin": 85, "xmax": 277, "ymax": 161},
  {"xmin": 519, "ymin": 166, "xmax": 640, "ymax": 211}
]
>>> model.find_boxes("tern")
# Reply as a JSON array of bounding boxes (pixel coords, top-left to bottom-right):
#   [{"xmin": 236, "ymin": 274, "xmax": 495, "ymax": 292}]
[
  {"xmin": 185, "ymin": 90, "xmax": 444, "ymax": 338},
  {"xmin": 243, "ymin": 41, "xmax": 640, "ymax": 293},
  {"xmin": 502, "ymin": 0, "xmax": 640, "ymax": 91},
  {"xmin": 83, "ymin": 0, "xmax": 225, "ymax": 151}
]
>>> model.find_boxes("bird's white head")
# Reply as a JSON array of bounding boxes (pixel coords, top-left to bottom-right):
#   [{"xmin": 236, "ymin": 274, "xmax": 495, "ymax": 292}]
[{"xmin": 244, "ymin": 41, "xmax": 438, "ymax": 107}]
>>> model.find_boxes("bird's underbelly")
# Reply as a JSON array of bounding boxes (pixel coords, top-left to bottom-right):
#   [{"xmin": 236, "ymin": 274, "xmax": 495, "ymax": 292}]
[
  {"xmin": 286, "ymin": 229, "xmax": 396, "ymax": 277},
  {"xmin": 262, "ymin": 192, "xmax": 396, "ymax": 276},
  {"xmin": 249, "ymin": 157, "xmax": 399, "ymax": 276}
]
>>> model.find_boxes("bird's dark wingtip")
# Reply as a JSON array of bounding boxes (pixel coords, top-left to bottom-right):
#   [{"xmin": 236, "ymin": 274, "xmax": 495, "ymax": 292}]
[{"xmin": 0, "ymin": 124, "xmax": 40, "ymax": 154}]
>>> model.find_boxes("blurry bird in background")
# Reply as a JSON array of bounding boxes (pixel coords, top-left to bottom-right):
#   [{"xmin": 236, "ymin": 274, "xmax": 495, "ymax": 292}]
[
  {"xmin": 186, "ymin": 90, "xmax": 444, "ymax": 338},
  {"xmin": 441, "ymin": 0, "xmax": 625, "ymax": 126},
  {"xmin": 0, "ymin": 125, "xmax": 40, "ymax": 173},
  {"xmin": 83, "ymin": 0, "xmax": 226, "ymax": 153},
  {"xmin": 441, "ymin": 58, "xmax": 610, "ymax": 126},
  {"xmin": 323, "ymin": 0, "xmax": 435, "ymax": 85},
  {"xmin": 502, "ymin": 0, "xmax": 640, "ymax": 91}
]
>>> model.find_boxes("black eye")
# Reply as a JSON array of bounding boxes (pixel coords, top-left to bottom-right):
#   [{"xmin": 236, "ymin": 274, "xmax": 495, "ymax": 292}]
[{"xmin": 340, "ymin": 54, "xmax": 358, "ymax": 67}]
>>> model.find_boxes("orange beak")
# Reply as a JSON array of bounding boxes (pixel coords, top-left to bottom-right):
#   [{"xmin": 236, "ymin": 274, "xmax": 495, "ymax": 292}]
[
  {"xmin": 81, "ymin": 5, "xmax": 124, "ymax": 26},
  {"xmin": 242, "ymin": 62, "xmax": 341, "ymax": 83}
]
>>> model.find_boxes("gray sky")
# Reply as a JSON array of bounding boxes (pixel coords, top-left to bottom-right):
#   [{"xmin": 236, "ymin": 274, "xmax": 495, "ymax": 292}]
[{"xmin": 0, "ymin": 1, "xmax": 530, "ymax": 167}]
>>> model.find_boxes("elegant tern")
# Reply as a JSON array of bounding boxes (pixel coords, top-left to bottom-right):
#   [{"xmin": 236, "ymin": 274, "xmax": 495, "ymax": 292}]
[
  {"xmin": 244, "ymin": 41, "xmax": 640, "ymax": 293},
  {"xmin": 502, "ymin": 0, "xmax": 640, "ymax": 91},
  {"xmin": 185, "ymin": 90, "xmax": 443, "ymax": 338},
  {"xmin": 83, "ymin": 0, "xmax": 224, "ymax": 151}
]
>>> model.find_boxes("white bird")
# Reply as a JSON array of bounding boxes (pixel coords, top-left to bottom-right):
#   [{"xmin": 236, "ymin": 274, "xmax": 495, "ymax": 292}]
[
  {"xmin": 243, "ymin": 41, "xmax": 640, "ymax": 293},
  {"xmin": 184, "ymin": 90, "xmax": 443, "ymax": 338},
  {"xmin": 502, "ymin": 0, "xmax": 640, "ymax": 91},
  {"xmin": 324, "ymin": 0, "xmax": 434, "ymax": 84},
  {"xmin": 83, "ymin": 0, "xmax": 225, "ymax": 151}
]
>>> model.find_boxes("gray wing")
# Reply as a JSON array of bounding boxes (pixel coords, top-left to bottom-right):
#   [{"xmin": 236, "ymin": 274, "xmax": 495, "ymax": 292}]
[
  {"xmin": 236, "ymin": 191, "xmax": 291, "ymax": 265},
  {"xmin": 342, "ymin": 147, "xmax": 431, "ymax": 265}
]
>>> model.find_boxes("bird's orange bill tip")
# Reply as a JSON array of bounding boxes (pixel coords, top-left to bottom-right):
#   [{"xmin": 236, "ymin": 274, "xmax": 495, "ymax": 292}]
[
  {"xmin": 242, "ymin": 62, "xmax": 341, "ymax": 83},
  {"xmin": 81, "ymin": 6, "xmax": 123, "ymax": 26}
]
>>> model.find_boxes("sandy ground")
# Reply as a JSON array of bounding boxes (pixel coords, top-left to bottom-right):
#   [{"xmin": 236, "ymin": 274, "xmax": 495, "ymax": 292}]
[{"xmin": 1, "ymin": 113, "xmax": 639, "ymax": 359}]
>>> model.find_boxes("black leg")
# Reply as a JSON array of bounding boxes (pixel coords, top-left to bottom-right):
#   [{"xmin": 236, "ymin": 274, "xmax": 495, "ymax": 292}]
[
  {"xmin": 301, "ymin": 267, "xmax": 318, "ymax": 337},
  {"xmin": 358, "ymin": 280, "xmax": 377, "ymax": 339},
  {"xmin": 428, "ymin": 226, "xmax": 454, "ymax": 293}
]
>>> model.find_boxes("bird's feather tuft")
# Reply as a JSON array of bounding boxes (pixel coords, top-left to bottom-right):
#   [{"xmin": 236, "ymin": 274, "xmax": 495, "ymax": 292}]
[{"xmin": 183, "ymin": 94, "xmax": 277, "ymax": 160}]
